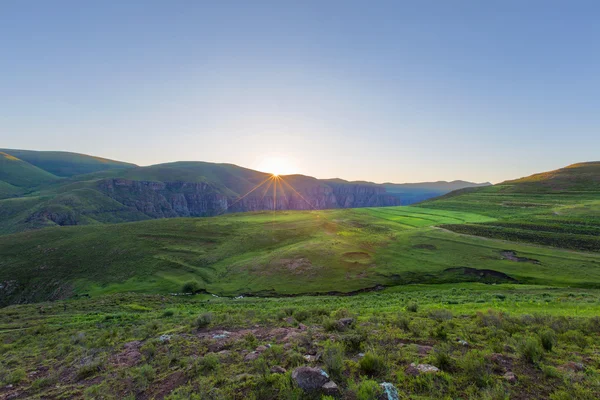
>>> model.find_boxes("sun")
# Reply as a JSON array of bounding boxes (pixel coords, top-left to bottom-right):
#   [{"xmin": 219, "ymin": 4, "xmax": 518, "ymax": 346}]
[{"xmin": 256, "ymin": 156, "xmax": 296, "ymax": 176}]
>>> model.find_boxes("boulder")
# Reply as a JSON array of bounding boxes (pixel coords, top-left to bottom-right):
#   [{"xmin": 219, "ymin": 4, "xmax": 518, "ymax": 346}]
[
  {"xmin": 503, "ymin": 371, "xmax": 517, "ymax": 383},
  {"xmin": 416, "ymin": 345, "xmax": 433, "ymax": 355},
  {"xmin": 379, "ymin": 382, "xmax": 400, "ymax": 400},
  {"xmin": 322, "ymin": 381, "xmax": 339, "ymax": 395},
  {"xmin": 406, "ymin": 363, "xmax": 439, "ymax": 376},
  {"xmin": 255, "ymin": 345, "xmax": 268, "ymax": 353},
  {"xmin": 338, "ymin": 318, "xmax": 355, "ymax": 329},
  {"xmin": 244, "ymin": 351, "xmax": 260, "ymax": 362},
  {"xmin": 292, "ymin": 367, "xmax": 330, "ymax": 392},
  {"xmin": 270, "ymin": 366, "xmax": 287, "ymax": 374}
]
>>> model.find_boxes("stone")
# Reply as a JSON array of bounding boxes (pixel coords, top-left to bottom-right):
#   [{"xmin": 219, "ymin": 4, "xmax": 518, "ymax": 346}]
[
  {"xmin": 292, "ymin": 367, "xmax": 330, "ymax": 392},
  {"xmin": 563, "ymin": 362, "xmax": 585, "ymax": 372},
  {"xmin": 416, "ymin": 345, "xmax": 433, "ymax": 355},
  {"xmin": 406, "ymin": 363, "xmax": 439, "ymax": 375},
  {"xmin": 298, "ymin": 323, "xmax": 308, "ymax": 331},
  {"xmin": 270, "ymin": 366, "xmax": 287, "ymax": 374},
  {"xmin": 503, "ymin": 371, "xmax": 517, "ymax": 383},
  {"xmin": 321, "ymin": 381, "xmax": 339, "ymax": 395},
  {"xmin": 303, "ymin": 354, "xmax": 317, "ymax": 362},
  {"xmin": 244, "ymin": 352, "xmax": 260, "ymax": 362},
  {"xmin": 338, "ymin": 318, "xmax": 355, "ymax": 329},
  {"xmin": 380, "ymin": 382, "xmax": 400, "ymax": 400},
  {"xmin": 255, "ymin": 345, "xmax": 268, "ymax": 353}
]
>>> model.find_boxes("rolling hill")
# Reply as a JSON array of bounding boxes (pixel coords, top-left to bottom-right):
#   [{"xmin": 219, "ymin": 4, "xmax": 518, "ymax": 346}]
[
  {"xmin": 0, "ymin": 161, "xmax": 598, "ymax": 306},
  {"xmin": 0, "ymin": 149, "xmax": 486, "ymax": 234},
  {"xmin": 419, "ymin": 161, "xmax": 600, "ymax": 251}
]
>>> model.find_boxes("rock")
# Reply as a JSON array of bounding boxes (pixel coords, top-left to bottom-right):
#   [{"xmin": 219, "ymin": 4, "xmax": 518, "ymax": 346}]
[
  {"xmin": 338, "ymin": 318, "xmax": 355, "ymax": 329},
  {"xmin": 270, "ymin": 366, "xmax": 287, "ymax": 374},
  {"xmin": 563, "ymin": 362, "xmax": 585, "ymax": 372},
  {"xmin": 416, "ymin": 345, "xmax": 433, "ymax": 355},
  {"xmin": 489, "ymin": 353, "xmax": 512, "ymax": 372},
  {"xmin": 255, "ymin": 345, "xmax": 268, "ymax": 353},
  {"xmin": 380, "ymin": 382, "xmax": 400, "ymax": 400},
  {"xmin": 244, "ymin": 352, "xmax": 260, "ymax": 362},
  {"xmin": 292, "ymin": 367, "xmax": 330, "ymax": 392},
  {"xmin": 303, "ymin": 354, "xmax": 317, "ymax": 362},
  {"xmin": 212, "ymin": 332, "xmax": 230, "ymax": 339},
  {"xmin": 158, "ymin": 334, "xmax": 172, "ymax": 343},
  {"xmin": 503, "ymin": 371, "xmax": 517, "ymax": 383},
  {"xmin": 406, "ymin": 363, "xmax": 439, "ymax": 375},
  {"xmin": 322, "ymin": 381, "xmax": 339, "ymax": 395},
  {"xmin": 298, "ymin": 323, "xmax": 308, "ymax": 331},
  {"xmin": 456, "ymin": 338, "xmax": 469, "ymax": 346}
]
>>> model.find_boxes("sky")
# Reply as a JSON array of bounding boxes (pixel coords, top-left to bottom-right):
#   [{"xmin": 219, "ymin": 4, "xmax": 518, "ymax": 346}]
[{"xmin": 1, "ymin": 1, "xmax": 599, "ymax": 184}]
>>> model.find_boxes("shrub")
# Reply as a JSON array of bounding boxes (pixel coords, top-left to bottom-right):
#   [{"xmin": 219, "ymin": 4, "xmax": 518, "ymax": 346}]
[
  {"xmin": 359, "ymin": 352, "xmax": 386, "ymax": 376},
  {"xmin": 182, "ymin": 281, "xmax": 200, "ymax": 293},
  {"xmin": 433, "ymin": 344, "xmax": 453, "ymax": 371},
  {"xmin": 393, "ymin": 314, "xmax": 411, "ymax": 331},
  {"xmin": 132, "ymin": 364, "xmax": 156, "ymax": 390},
  {"xmin": 460, "ymin": 350, "xmax": 489, "ymax": 388},
  {"xmin": 195, "ymin": 313, "xmax": 213, "ymax": 329},
  {"xmin": 162, "ymin": 309, "xmax": 175, "ymax": 318},
  {"xmin": 428, "ymin": 308, "xmax": 453, "ymax": 321},
  {"xmin": 323, "ymin": 341, "xmax": 345, "ymax": 381},
  {"xmin": 539, "ymin": 329, "xmax": 557, "ymax": 352},
  {"xmin": 323, "ymin": 317, "xmax": 341, "ymax": 332},
  {"xmin": 518, "ymin": 336, "xmax": 544, "ymax": 364},
  {"xmin": 560, "ymin": 330, "xmax": 588, "ymax": 349},
  {"xmin": 340, "ymin": 332, "xmax": 366, "ymax": 352},
  {"xmin": 76, "ymin": 359, "xmax": 104, "ymax": 380},
  {"xmin": 6, "ymin": 368, "xmax": 26, "ymax": 385},
  {"xmin": 356, "ymin": 379, "xmax": 382, "ymax": 400},
  {"xmin": 293, "ymin": 309, "xmax": 310, "ymax": 322},
  {"xmin": 407, "ymin": 302, "xmax": 419, "ymax": 313}
]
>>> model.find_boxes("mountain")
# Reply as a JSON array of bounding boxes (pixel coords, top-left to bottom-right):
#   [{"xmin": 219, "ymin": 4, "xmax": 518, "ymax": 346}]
[
  {"xmin": 382, "ymin": 180, "xmax": 491, "ymax": 205},
  {"xmin": 0, "ymin": 149, "xmax": 485, "ymax": 235},
  {"xmin": 0, "ymin": 148, "xmax": 136, "ymax": 177}
]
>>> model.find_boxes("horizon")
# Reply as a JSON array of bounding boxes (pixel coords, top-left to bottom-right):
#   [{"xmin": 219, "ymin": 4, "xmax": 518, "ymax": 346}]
[{"xmin": 2, "ymin": 1, "xmax": 600, "ymax": 183}]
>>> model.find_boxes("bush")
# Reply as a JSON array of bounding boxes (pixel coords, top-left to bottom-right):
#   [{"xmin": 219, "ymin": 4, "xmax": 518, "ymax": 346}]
[
  {"xmin": 323, "ymin": 317, "xmax": 341, "ymax": 332},
  {"xmin": 407, "ymin": 302, "xmax": 419, "ymax": 313},
  {"xmin": 428, "ymin": 308, "xmax": 453, "ymax": 321},
  {"xmin": 323, "ymin": 341, "xmax": 345, "ymax": 381},
  {"xmin": 132, "ymin": 364, "xmax": 156, "ymax": 390},
  {"xmin": 433, "ymin": 344, "xmax": 453, "ymax": 371},
  {"xmin": 162, "ymin": 309, "xmax": 175, "ymax": 318},
  {"xmin": 6, "ymin": 368, "xmax": 26, "ymax": 385},
  {"xmin": 356, "ymin": 379, "xmax": 382, "ymax": 400},
  {"xmin": 518, "ymin": 336, "xmax": 544, "ymax": 364},
  {"xmin": 359, "ymin": 352, "xmax": 386, "ymax": 376},
  {"xmin": 182, "ymin": 281, "xmax": 200, "ymax": 293},
  {"xmin": 76, "ymin": 359, "xmax": 104, "ymax": 380},
  {"xmin": 560, "ymin": 330, "xmax": 588, "ymax": 349},
  {"xmin": 460, "ymin": 350, "xmax": 489, "ymax": 388},
  {"xmin": 539, "ymin": 329, "xmax": 557, "ymax": 352},
  {"xmin": 340, "ymin": 332, "xmax": 365, "ymax": 352},
  {"xmin": 393, "ymin": 314, "xmax": 411, "ymax": 331},
  {"xmin": 195, "ymin": 313, "xmax": 213, "ymax": 329}
]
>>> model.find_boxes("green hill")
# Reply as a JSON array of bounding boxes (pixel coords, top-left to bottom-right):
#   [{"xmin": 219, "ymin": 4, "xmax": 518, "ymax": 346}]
[
  {"xmin": 419, "ymin": 162, "xmax": 600, "ymax": 251},
  {"xmin": 0, "ymin": 148, "xmax": 136, "ymax": 177},
  {"xmin": 0, "ymin": 152, "xmax": 58, "ymax": 188}
]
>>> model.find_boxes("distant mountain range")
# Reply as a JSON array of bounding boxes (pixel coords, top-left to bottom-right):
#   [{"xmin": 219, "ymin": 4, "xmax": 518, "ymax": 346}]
[{"xmin": 0, "ymin": 148, "xmax": 489, "ymax": 234}]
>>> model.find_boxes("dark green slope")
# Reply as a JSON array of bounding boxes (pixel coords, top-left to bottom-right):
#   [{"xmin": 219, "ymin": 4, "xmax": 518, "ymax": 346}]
[
  {"xmin": 420, "ymin": 162, "xmax": 600, "ymax": 252},
  {"xmin": 0, "ymin": 148, "xmax": 136, "ymax": 177},
  {"xmin": 0, "ymin": 152, "xmax": 58, "ymax": 188}
]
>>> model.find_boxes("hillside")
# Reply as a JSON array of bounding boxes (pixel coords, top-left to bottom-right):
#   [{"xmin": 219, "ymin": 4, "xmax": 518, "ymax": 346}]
[
  {"xmin": 0, "ymin": 149, "xmax": 485, "ymax": 235},
  {"xmin": 0, "ymin": 148, "xmax": 136, "ymax": 177},
  {"xmin": 0, "ymin": 152, "xmax": 58, "ymax": 189},
  {"xmin": 419, "ymin": 162, "xmax": 600, "ymax": 251}
]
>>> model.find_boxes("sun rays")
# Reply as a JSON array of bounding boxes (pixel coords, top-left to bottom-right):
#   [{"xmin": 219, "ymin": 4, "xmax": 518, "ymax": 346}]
[{"xmin": 220, "ymin": 173, "xmax": 315, "ymax": 214}]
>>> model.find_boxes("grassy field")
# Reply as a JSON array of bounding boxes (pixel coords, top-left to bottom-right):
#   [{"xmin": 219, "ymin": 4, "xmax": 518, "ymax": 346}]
[
  {"xmin": 2, "ymin": 205, "xmax": 600, "ymax": 306},
  {"xmin": 1, "ymin": 286, "xmax": 599, "ymax": 399}
]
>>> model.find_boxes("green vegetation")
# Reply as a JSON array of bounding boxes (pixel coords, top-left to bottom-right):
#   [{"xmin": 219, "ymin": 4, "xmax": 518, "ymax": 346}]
[
  {"xmin": 2, "ymin": 205, "xmax": 600, "ymax": 305},
  {"xmin": 420, "ymin": 162, "xmax": 600, "ymax": 252},
  {"xmin": 0, "ymin": 152, "xmax": 58, "ymax": 189},
  {"xmin": 1, "ymin": 286, "xmax": 599, "ymax": 399}
]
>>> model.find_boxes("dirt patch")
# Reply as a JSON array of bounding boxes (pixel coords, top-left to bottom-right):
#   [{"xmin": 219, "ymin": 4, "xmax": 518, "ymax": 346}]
[
  {"xmin": 501, "ymin": 250, "xmax": 540, "ymax": 264},
  {"xmin": 342, "ymin": 252, "xmax": 371, "ymax": 262},
  {"xmin": 111, "ymin": 341, "xmax": 142, "ymax": 368},
  {"xmin": 140, "ymin": 371, "xmax": 186, "ymax": 400},
  {"xmin": 444, "ymin": 267, "xmax": 518, "ymax": 283},
  {"xmin": 412, "ymin": 244, "xmax": 437, "ymax": 250},
  {"xmin": 271, "ymin": 258, "xmax": 321, "ymax": 276}
]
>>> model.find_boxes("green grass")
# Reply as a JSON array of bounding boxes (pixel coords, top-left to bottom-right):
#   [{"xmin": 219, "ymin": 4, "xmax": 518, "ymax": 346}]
[
  {"xmin": 1, "ymin": 286, "xmax": 600, "ymax": 399},
  {"xmin": 0, "ymin": 152, "xmax": 58, "ymax": 188},
  {"xmin": 1, "ymin": 206, "xmax": 599, "ymax": 305}
]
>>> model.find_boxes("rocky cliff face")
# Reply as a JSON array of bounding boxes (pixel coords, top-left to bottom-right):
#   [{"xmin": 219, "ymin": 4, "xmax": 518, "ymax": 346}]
[{"xmin": 97, "ymin": 178, "xmax": 400, "ymax": 217}]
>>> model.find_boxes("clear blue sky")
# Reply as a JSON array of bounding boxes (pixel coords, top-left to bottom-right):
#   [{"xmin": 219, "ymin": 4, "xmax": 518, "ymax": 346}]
[{"xmin": 1, "ymin": 1, "xmax": 599, "ymax": 183}]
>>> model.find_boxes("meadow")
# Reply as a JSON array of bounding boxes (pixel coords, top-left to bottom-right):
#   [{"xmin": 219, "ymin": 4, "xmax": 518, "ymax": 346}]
[
  {"xmin": 2, "ymin": 205, "xmax": 600, "ymax": 306},
  {"xmin": 1, "ymin": 285, "xmax": 599, "ymax": 399}
]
